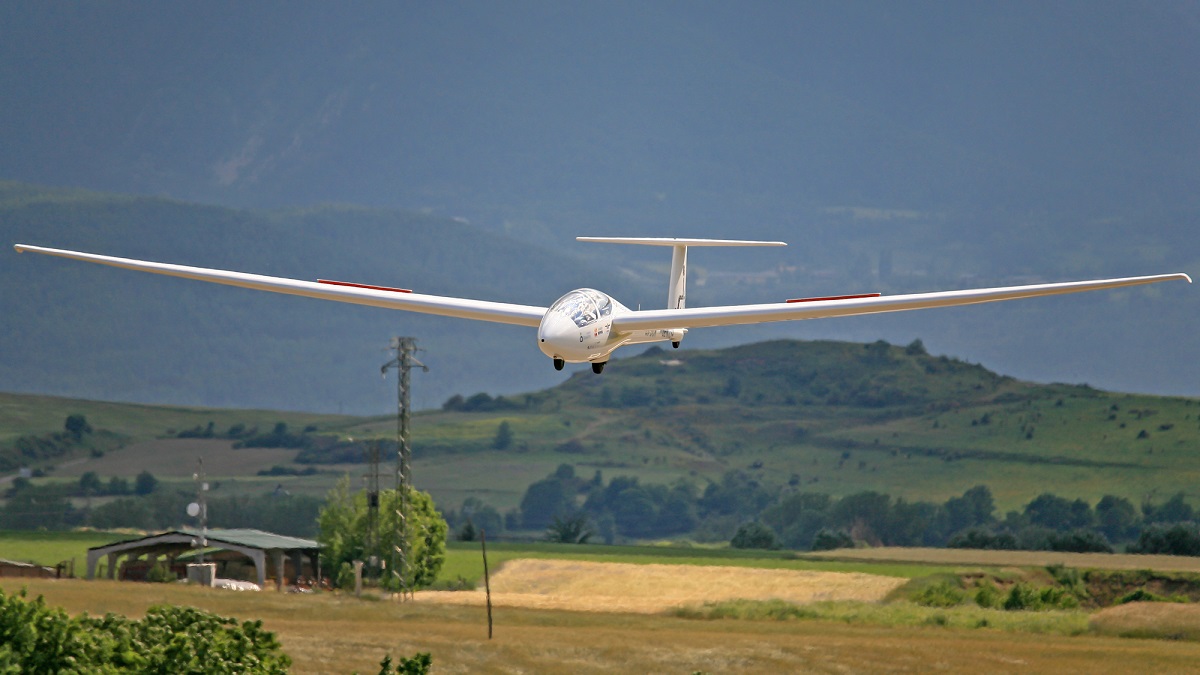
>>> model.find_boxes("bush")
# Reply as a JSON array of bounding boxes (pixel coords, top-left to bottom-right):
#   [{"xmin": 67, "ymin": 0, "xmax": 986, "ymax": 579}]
[
  {"xmin": 914, "ymin": 580, "xmax": 965, "ymax": 608},
  {"xmin": 810, "ymin": 528, "xmax": 854, "ymax": 551},
  {"xmin": 378, "ymin": 652, "xmax": 433, "ymax": 674},
  {"xmin": 730, "ymin": 522, "xmax": 780, "ymax": 550},
  {"xmin": 1128, "ymin": 523, "xmax": 1200, "ymax": 556},
  {"xmin": 1002, "ymin": 582, "xmax": 1079, "ymax": 611},
  {"xmin": 974, "ymin": 580, "xmax": 1001, "ymax": 608},
  {"xmin": 0, "ymin": 588, "xmax": 291, "ymax": 672}
]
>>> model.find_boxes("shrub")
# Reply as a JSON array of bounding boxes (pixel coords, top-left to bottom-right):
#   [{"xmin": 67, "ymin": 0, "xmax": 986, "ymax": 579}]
[
  {"xmin": 730, "ymin": 522, "xmax": 780, "ymax": 550},
  {"xmin": 0, "ymin": 589, "xmax": 291, "ymax": 672},
  {"xmin": 810, "ymin": 528, "xmax": 854, "ymax": 551},
  {"xmin": 914, "ymin": 580, "xmax": 965, "ymax": 608},
  {"xmin": 378, "ymin": 652, "xmax": 433, "ymax": 674},
  {"xmin": 974, "ymin": 580, "xmax": 1001, "ymax": 609}
]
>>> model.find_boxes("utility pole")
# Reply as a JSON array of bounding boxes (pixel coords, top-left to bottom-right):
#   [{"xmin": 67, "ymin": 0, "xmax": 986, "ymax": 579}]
[
  {"xmin": 189, "ymin": 458, "xmax": 209, "ymax": 562},
  {"xmin": 364, "ymin": 439, "xmax": 381, "ymax": 581},
  {"xmin": 380, "ymin": 337, "xmax": 427, "ymax": 598}
]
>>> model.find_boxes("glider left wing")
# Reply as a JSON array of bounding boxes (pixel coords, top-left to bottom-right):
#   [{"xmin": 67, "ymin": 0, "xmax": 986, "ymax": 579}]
[
  {"xmin": 13, "ymin": 245, "xmax": 547, "ymax": 327},
  {"xmin": 612, "ymin": 273, "xmax": 1192, "ymax": 332}
]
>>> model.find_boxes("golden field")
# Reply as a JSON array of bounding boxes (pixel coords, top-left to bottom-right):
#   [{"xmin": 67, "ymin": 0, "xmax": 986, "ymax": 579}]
[{"xmin": 8, "ymin": 558, "xmax": 1200, "ymax": 673}]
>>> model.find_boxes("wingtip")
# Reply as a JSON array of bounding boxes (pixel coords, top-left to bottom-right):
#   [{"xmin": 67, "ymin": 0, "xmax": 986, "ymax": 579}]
[
  {"xmin": 1183, "ymin": 273, "xmax": 1193, "ymax": 284},
  {"xmin": 13, "ymin": 244, "xmax": 27, "ymax": 253}
]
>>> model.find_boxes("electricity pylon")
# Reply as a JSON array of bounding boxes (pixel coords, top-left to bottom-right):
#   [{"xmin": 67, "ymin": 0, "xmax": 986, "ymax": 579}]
[{"xmin": 380, "ymin": 337, "xmax": 427, "ymax": 598}]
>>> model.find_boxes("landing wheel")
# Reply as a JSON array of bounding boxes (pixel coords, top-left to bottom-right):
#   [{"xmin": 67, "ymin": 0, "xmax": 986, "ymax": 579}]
[
  {"xmin": 553, "ymin": 358, "xmax": 565, "ymax": 371},
  {"xmin": 591, "ymin": 361, "xmax": 606, "ymax": 374},
  {"xmin": 672, "ymin": 341, "xmax": 681, "ymax": 349}
]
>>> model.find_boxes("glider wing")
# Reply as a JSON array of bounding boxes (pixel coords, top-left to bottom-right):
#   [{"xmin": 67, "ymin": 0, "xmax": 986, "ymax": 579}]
[
  {"xmin": 611, "ymin": 273, "xmax": 1192, "ymax": 332},
  {"xmin": 13, "ymin": 245, "xmax": 547, "ymax": 327}
]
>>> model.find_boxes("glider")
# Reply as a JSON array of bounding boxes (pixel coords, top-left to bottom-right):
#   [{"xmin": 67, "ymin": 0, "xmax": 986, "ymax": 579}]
[{"xmin": 13, "ymin": 238, "xmax": 1191, "ymax": 373}]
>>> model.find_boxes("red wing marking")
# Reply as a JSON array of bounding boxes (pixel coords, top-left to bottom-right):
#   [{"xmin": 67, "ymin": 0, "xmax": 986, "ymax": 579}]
[
  {"xmin": 786, "ymin": 292, "xmax": 882, "ymax": 303},
  {"xmin": 318, "ymin": 279, "xmax": 413, "ymax": 294}
]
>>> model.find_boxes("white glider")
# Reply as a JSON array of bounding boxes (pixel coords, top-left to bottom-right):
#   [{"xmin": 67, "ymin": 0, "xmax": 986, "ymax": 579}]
[{"xmin": 13, "ymin": 238, "xmax": 1191, "ymax": 373}]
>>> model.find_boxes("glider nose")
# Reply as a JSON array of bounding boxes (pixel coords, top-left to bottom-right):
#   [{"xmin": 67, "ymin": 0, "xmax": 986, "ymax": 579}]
[{"xmin": 538, "ymin": 311, "xmax": 580, "ymax": 361}]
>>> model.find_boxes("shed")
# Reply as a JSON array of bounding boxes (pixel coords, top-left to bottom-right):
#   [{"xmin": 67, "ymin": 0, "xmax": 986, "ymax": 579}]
[
  {"xmin": 0, "ymin": 558, "xmax": 57, "ymax": 579},
  {"xmin": 86, "ymin": 528, "xmax": 319, "ymax": 590}
]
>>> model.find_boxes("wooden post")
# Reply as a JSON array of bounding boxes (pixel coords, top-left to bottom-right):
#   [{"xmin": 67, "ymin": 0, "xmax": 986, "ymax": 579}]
[{"xmin": 481, "ymin": 529, "xmax": 493, "ymax": 639}]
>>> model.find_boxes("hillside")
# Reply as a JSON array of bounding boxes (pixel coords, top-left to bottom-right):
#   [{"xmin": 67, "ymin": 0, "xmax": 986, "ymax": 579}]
[
  {"xmin": 4, "ymin": 182, "xmax": 1197, "ymax": 417},
  {"xmin": 1, "ymin": 183, "xmax": 647, "ymax": 413},
  {"xmin": 5, "ymin": 339, "xmax": 1198, "ymax": 515}
]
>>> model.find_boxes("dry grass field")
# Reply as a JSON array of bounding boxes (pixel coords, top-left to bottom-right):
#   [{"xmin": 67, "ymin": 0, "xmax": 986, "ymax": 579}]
[
  {"xmin": 419, "ymin": 559, "xmax": 907, "ymax": 613},
  {"xmin": 7, "ymin": 561, "xmax": 1200, "ymax": 673},
  {"xmin": 806, "ymin": 547, "xmax": 1200, "ymax": 573}
]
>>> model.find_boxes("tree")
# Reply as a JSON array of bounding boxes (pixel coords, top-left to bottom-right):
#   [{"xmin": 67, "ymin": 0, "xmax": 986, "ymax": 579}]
[
  {"xmin": 730, "ymin": 522, "xmax": 780, "ymax": 550},
  {"xmin": 134, "ymin": 470, "xmax": 158, "ymax": 495},
  {"xmin": 545, "ymin": 513, "xmax": 592, "ymax": 544},
  {"xmin": 1096, "ymin": 495, "xmax": 1139, "ymax": 542},
  {"xmin": 518, "ymin": 478, "xmax": 572, "ymax": 529},
  {"xmin": 316, "ymin": 476, "xmax": 447, "ymax": 591},
  {"xmin": 64, "ymin": 414, "xmax": 92, "ymax": 441},
  {"xmin": 1144, "ymin": 492, "xmax": 1195, "ymax": 524},
  {"xmin": 1023, "ymin": 493, "xmax": 1074, "ymax": 531},
  {"xmin": 78, "ymin": 471, "xmax": 103, "ymax": 494},
  {"xmin": 943, "ymin": 485, "xmax": 995, "ymax": 534},
  {"xmin": 492, "ymin": 421, "xmax": 513, "ymax": 450}
]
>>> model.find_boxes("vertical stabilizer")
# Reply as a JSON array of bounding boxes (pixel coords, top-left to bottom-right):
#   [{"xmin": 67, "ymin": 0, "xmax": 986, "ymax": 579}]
[
  {"xmin": 576, "ymin": 237, "xmax": 787, "ymax": 310},
  {"xmin": 668, "ymin": 244, "xmax": 687, "ymax": 309}
]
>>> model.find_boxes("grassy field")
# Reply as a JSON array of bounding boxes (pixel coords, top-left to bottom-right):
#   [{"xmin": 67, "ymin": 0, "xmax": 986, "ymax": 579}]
[
  {"xmin": 7, "ymin": 576, "xmax": 1200, "ymax": 673},
  {"xmin": 0, "ymin": 529, "xmax": 123, "ymax": 567},
  {"xmin": 804, "ymin": 547, "xmax": 1200, "ymax": 574},
  {"xmin": 8, "ymin": 532, "xmax": 1200, "ymax": 671},
  {"xmin": 440, "ymin": 541, "xmax": 965, "ymax": 585}
]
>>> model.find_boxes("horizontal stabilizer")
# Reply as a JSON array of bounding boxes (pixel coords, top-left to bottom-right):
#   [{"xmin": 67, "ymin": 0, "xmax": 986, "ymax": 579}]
[{"xmin": 577, "ymin": 237, "xmax": 786, "ymax": 247}]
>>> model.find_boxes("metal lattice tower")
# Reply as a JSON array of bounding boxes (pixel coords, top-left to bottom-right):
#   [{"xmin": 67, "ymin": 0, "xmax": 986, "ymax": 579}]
[{"xmin": 380, "ymin": 337, "xmax": 427, "ymax": 598}]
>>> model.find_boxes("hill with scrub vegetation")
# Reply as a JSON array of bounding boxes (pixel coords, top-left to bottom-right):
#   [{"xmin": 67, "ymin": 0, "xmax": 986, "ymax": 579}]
[{"xmin": 2, "ymin": 339, "xmax": 1199, "ymax": 554}]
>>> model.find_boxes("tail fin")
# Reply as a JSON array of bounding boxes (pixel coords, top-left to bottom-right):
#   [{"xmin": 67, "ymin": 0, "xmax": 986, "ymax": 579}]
[{"xmin": 576, "ymin": 237, "xmax": 786, "ymax": 309}]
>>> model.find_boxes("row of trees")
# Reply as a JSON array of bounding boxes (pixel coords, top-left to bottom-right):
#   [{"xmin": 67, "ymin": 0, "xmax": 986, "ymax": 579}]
[
  {"xmin": 446, "ymin": 464, "xmax": 1200, "ymax": 557},
  {"xmin": 0, "ymin": 476, "xmax": 321, "ymax": 536}
]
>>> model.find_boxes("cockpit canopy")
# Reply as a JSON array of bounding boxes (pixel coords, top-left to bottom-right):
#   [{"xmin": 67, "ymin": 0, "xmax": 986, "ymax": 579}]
[{"xmin": 549, "ymin": 289, "xmax": 612, "ymax": 328}]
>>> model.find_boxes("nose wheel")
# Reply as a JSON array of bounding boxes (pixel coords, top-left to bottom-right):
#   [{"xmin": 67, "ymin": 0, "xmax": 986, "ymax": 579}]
[
  {"xmin": 553, "ymin": 358, "xmax": 565, "ymax": 371},
  {"xmin": 591, "ymin": 361, "xmax": 606, "ymax": 374}
]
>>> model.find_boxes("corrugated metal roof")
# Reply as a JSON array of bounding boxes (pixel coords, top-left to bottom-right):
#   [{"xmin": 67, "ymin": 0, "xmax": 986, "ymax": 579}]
[{"xmin": 89, "ymin": 528, "xmax": 319, "ymax": 552}]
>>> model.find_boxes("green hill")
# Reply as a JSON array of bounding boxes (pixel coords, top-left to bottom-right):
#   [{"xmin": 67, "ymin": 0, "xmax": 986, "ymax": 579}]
[{"xmin": 5, "ymin": 339, "xmax": 1197, "ymax": 516}]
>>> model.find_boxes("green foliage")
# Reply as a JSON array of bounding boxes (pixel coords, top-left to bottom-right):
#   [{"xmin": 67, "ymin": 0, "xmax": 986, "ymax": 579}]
[
  {"xmin": 377, "ymin": 652, "xmax": 432, "ymax": 674},
  {"xmin": 811, "ymin": 528, "xmax": 854, "ymax": 551},
  {"xmin": 492, "ymin": 421, "xmax": 514, "ymax": 450},
  {"xmin": 730, "ymin": 522, "xmax": 780, "ymax": 550},
  {"xmin": 974, "ymin": 580, "xmax": 1001, "ymax": 608},
  {"xmin": 134, "ymin": 470, "xmax": 158, "ymax": 496},
  {"xmin": 146, "ymin": 561, "xmax": 177, "ymax": 583},
  {"xmin": 64, "ymin": 414, "xmax": 92, "ymax": 440},
  {"xmin": 1002, "ymin": 583, "xmax": 1079, "ymax": 611},
  {"xmin": 545, "ymin": 513, "xmax": 592, "ymax": 544},
  {"xmin": 1128, "ymin": 522, "xmax": 1200, "ymax": 556},
  {"xmin": 317, "ymin": 476, "xmax": 448, "ymax": 591},
  {"xmin": 0, "ymin": 588, "xmax": 290, "ymax": 673},
  {"xmin": 913, "ymin": 579, "xmax": 966, "ymax": 608}
]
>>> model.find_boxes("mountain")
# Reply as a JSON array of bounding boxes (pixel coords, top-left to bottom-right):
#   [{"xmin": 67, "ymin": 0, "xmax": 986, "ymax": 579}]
[
  {"xmin": 2, "ymin": 3, "xmax": 1198, "ymax": 231},
  {"xmin": 1, "ymin": 182, "xmax": 650, "ymax": 413}
]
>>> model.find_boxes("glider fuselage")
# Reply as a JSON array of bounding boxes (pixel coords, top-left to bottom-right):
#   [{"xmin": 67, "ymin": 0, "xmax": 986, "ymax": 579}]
[{"xmin": 537, "ymin": 288, "xmax": 684, "ymax": 365}]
